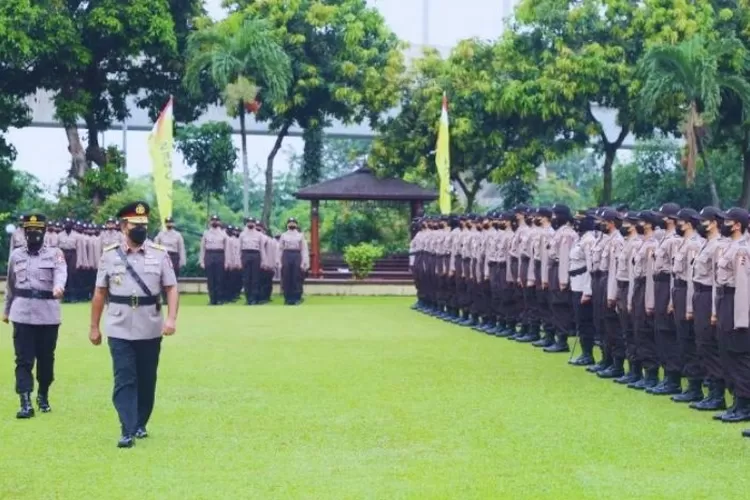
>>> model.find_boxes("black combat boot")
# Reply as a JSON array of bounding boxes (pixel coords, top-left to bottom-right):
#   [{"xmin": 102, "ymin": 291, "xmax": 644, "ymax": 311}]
[
  {"xmin": 36, "ymin": 392, "xmax": 52, "ymax": 413},
  {"xmin": 720, "ymin": 397, "xmax": 750, "ymax": 423},
  {"xmin": 639, "ymin": 367, "xmax": 660, "ymax": 390},
  {"xmin": 569, "ymin": 339, "xmax": 595, "ymax": 366},
  {"xmin": 544, "ymin": 335, "xmax": 570, "ymax": 353},
  {"xmin": 648, "ymin": 371, "xmax": 683, "ymax": 395},
  {"xmin": 615, "ymin": 361, "xmax": 641, "ymax": 385},
  {"xmin": 517, "ymin": 324, "xmax": 540, "ymax": 343},
  {"xmin": 587, "ymin": 352, "xmax": 611, "ymax": 373},
  {"xmin": 16, "ymin": 393, "xmax": 34, "ymax": 419},
  {"xmin": 532, "ymin": 332, "xmax": 555, "ymax": 348},
  {"xmin": 671, "ymin": 378, "xmax": 704, "ymax": 403},
  {"xmin": 118, "ymin": 435, "xmax": 136, "ymax": 448},
  {"xmin": 690, "ymin": 380, "xmax": 727, "ymax": 411},
  {"xmin": 598, "ymin": 358, "xmax": 625, "ymax": 379}
]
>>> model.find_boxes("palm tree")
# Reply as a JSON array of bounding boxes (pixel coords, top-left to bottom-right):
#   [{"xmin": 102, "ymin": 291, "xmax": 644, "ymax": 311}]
[
  {"xmin": 639, "ymin": 35, "xmax": 750, "ymax": 206},
  {"xmin": 185, "ymin": 17, "xmax": 292, "ymax": 217}
]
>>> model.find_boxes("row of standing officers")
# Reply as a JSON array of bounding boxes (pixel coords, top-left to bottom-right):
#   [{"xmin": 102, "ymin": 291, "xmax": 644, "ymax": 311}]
[
  {"xmin": 10, "ymin": 214, "xmax": 310, "ymax": 305},
  {"xmin": 410, "ymin": 203, "xmax": 750, "ymax": 439}
]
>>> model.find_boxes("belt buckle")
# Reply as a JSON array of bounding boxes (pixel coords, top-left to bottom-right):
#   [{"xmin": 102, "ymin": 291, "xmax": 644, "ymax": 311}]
[
  {"xmin": 30, "ymin": 290, "xmax": 40, "ymax": 299},
  {"xmin": 130, "ymin": 295, "xmax": 139, "ymax": 309}
]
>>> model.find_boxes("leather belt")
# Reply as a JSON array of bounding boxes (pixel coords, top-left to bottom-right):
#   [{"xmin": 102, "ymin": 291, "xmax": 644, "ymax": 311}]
[
  {"xmin": 570, "ymin": 267, "xmax": 587, "ymax": 277},
  {"xmin": 13, "ymin": 289, "xmax": 54, "ymax": 300},
  {"xmin": 109, "ymin": 295, "xmax": 159, "ymax": 307}
]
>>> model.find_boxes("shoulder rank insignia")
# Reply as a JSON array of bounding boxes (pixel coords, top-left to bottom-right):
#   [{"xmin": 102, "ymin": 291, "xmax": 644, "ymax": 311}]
[
  {"xmin": 148, "ymin": 242, "xmax": 167, "ymax": 251},
  {"xmin": 104, "ymin": 243, "xmax": 119, "ymax": 252}
]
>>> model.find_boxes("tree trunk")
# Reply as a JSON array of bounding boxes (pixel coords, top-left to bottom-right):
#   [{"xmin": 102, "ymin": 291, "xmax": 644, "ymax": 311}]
[
  {"xmin": 238, "ymin": 104, "xmax": 250, "ymax": 217},
  {"xmin": 698, "ymin": 139, "xmax": 720, "ymax": 207},
  {"xmin": 601, "ymin": 146, "xmax": 615, "ymax": 205},
  {"xmin": 262, "ymin": 122, "xmax": 292, "ymax": 227},
  {"xmin": 85, "ymin": 119, "xmax": 106, "ymax": 168},
  {"xmin": 739, "ymin": 133, "xmax": 750, "ymax": 209},
  {"xmin": 65, "ymin": 126, "xmax": 88, "ymax": 180},
  {"xmin": 301, "ymin": 122, "xmax": 323, "ymax": 187}
]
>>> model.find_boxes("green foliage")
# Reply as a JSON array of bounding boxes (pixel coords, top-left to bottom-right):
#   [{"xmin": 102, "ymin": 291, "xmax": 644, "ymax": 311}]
[
  {"xmin": 343, "ymin": 242, "xmax": 385, "ymax": 279},
  {"xmin": 79, "ymin": 146, "xmax": 128, "ymax": 204},
  {"xmin": 177, "ymin": 122, "xmax": 238, "ymax": 203},
  {"xmin": 300, "ymin": 123, "xmax": 324, "ymax": 187},
  {"xmin": 223, "ymin": 0, "xmax": 405, "ymax": 225}
]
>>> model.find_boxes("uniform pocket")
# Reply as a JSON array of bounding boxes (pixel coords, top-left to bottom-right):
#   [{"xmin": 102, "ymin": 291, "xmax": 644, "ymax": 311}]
[
  {"xmin": 13, "ymin": 261, "xmax": 28, "ymax": 283},
  {"xmin": 38, "ymin": 262, "xmax": 55, "ymax": 281}
]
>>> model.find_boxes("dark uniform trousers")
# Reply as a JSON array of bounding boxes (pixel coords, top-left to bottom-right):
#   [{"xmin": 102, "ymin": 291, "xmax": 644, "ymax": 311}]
[
  {"xmin": 13, "ymin": 323, "xmax": 59, "ymax": 395},
  {"xmin": 654, "ymin": 275, "xmax": 680, "ymax": 373},
  {"xmin": 281, "ymin": 249, "xmax": 303, "ymax": 302},
  {"xmin": 260, "ymin": 269, "xmax": 274, "ymax": 302},
  {"xmin": 108, "ymin": 337, "xmax": 162, "ymax": 436},
  {"xmin": 693, "ymin": 283, "xmax": 721, "ymax": 384},
  {"xmin": 573, "ymin": 292, "xmax": 595, "ymax": 347},
  {"xmin": 437, "ymin": 255, "xmax": 449, "ymax": 310},
  {"xmin": 673, "ymin": 279, "xmax": 702, "ymax": 379},
  {"xmin": 413, "ymin": 252, "xmax": 424, "ymax": 301},
  {"xmin": 168, "ymin": 252, "xmax": 180, "ymax": 279},
  {"xmin": 717, "ymin": 287, "xmax": 750, "ymax": 398},
  {"xmin": 489, "ymin": 262, "xmax": 506, "ymax": 323},
  {"xmin": 242, "ymin": 250, "xmax": 262, "ymax": 304},
  {"xmin": 549, "ymin": 263, "xmax": 574, "ymax": 336},
  {"xmin": 602, "ymin": 281, "xmax": 624, "ymax": 361},
  {"xmin": 451, "ymin": 255, "xmax": 462, "ymax": 312},
  {"xmin": 508, "ymin": 257, "xmax": 521, "ymax": 328},
  {"xmin": 520, "ymin": 256, "xmax": 532, "ymax": 330},
  {"xmin": 205, "ymin": 250, "xmax": 225, "ymax": 305},
  {"xmin": 458, "ymin": 258, "xmax": 471, "ymax": 313},
  {"xmin": 62, "ymin": 249, "xmax": 77, "ymax": 302},
  {"xmin": 528, "ymin": 260, "xmax": 546, "ymax": 335},
  {"xmin": 633, "ymin": 277, "xmax": 659, "ymax": 370},
  {"xmin": 616, "ymin": 281, "xmax": 636, "ymax": 363},
  {"xmin": 591, "ymin": 271, "xmax": 606, "ymax": 343}
]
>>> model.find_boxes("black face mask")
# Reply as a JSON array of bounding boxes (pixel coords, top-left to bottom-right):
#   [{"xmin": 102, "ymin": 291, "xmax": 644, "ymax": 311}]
[
  {"xmin": 697, "ymin": 223, "xmax": 709, "ymax": 237},
  {"xmin": 721, "ymin": 223, "xmax": 735, "ymax": 238},
  {"xmin": 482, "ymin": 223, "xmax": 490, "ymax": 229},
  {"xmin": 635, "ymin": 225, "xmax": 645, "ymax": 235},
  {"xmin": 511, "ymin": 220, "xmax": 519, "ymax": 231},
  {"xmin": 619, "ymin": 226, "xmax": 630, "ymax": 237},
  {"xmin": 492, "ymin": 222, "xmax": 501, "ymax": 229},
  {"xmin": 26, "ymin": 230, "xmax": 44, "ymax": 252},
  {"xmin": 288, "ymin": 225, "xmax": 297, "ymax": 231},
  {"xmin": 247, "ymin": 224, "xmax": 255, "ymax": 230},
  {"xmin": 551, "ymin": 219, "xmax": 562, "ymax": 230},
  {"xmin": 166, "ymin": 225, "xmax": 175, "ymax": 230},
  {"xmin": 676, "ymin": 225, "xmax": 686, "ymax": 237},
  {"xmin": 525, "ymin": 217, "xmax": 533, "ymax": 225},
  {"xmin": 533, "ymin": 219, "xmax": 542, "ymax": 227},
  {"xmin": 211, "ymin": 222, "xmax": 220, "ymax": 228},
  {"xmin": 128, "ymin": 225, "xmax": 148, "ymax": 245},
  {"xmin": 598, "ymin": 222, "xmax": 609, "ymax": 233}
]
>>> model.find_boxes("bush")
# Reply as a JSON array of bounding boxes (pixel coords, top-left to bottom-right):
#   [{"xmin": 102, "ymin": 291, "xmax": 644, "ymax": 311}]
[{"xmin": 343, "ymin": 243, "xmax": 384, "ymax": 280}]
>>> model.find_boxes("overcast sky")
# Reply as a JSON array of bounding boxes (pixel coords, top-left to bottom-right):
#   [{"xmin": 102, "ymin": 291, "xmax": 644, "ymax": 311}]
[{"xmin": 8, "ymin": 0, "xmax": 515, "ymax": 196}]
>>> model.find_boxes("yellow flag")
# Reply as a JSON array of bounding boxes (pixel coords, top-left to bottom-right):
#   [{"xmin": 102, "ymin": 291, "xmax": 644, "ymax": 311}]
[
  {"xmin": 149, "ymin": 97, "xmax": 174, "ymax": 230},
  {"xmin": 436, "ymin": 92, "xmax": 451, "ymax": 214}
]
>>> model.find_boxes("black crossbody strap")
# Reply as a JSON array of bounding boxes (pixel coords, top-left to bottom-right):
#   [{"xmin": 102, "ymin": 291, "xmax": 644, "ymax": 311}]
[{"xmin": 115, "ymin": 247, "xmax": 155, "ymax": 297}]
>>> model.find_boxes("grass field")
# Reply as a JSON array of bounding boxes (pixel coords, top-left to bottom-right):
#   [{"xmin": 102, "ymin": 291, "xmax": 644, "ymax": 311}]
[{"xmin": 1, "ymin": 296, "xmax": 749, "ymax": 499}]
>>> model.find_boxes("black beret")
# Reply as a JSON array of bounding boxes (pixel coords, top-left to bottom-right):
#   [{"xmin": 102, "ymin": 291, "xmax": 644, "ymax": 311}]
[
  {"xmin": 699, "ymin": 206, "xmax": 723, "ymax": 222},
  {"xmin": 717, "ymin": 207, "xmax": 750, "ymax": 226},
  {"xmin": 598, "ymin": 209, "xmax": 619, "ymax": 222},
  {"xmin": 639, "ymin": 210, "xmax": 662, "ymax": 226},
  {"xmin": 676, "ymin": 208, "xmax": 700, "ymax": 223}
]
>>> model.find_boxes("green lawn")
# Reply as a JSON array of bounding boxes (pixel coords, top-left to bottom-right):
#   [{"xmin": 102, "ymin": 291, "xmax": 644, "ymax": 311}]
[{"xmin": 1, "ymin": 296, "xmax": 749, "ymax": 499}]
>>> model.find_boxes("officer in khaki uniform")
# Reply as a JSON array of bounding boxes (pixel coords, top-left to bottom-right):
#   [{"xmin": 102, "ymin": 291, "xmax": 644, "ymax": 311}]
[
  {"xmin": 3, "ymin": 213, "xmax": 67, "ymax": 419},
  {"xmin": 154, "ymin": 216, "xmax": 186, "ymax": 279},
  {"xmin": 200, "ymin": 215, "xmax": 229, "ymax": 305},
  {"xmin": 712, "ymin": 208, "xmax": 750, "ymax": 425},
  {"xmin": 89, "ymin": 201, "xmax": 179, "ymax": 448},
  {"xmin": 277, "ymin": 218, "xmax": 309, "ymax": 305},
  {"xmin": 240, "ymin": 218, "xmax": 266, "ymax": 305}
]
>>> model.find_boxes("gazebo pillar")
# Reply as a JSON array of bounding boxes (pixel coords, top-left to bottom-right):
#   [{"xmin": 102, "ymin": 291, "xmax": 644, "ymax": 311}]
[
  {"xmin": 410, "ymin": 200, "xmax": 424, "ymax": 237},
  {"xmin": 310, "ymin": 200, "xmax": 322, "ymax": 278}
]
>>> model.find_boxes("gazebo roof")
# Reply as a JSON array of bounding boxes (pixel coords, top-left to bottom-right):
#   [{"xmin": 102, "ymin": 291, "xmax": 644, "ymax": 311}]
[{"xmin": 295, "ymin": 167, "xmax": 438, "ymax": 202}]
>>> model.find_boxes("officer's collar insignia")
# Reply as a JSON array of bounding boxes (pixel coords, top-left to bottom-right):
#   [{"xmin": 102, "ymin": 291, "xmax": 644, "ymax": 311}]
[{"xmin": 135, "ymin": 204, "xmax": 146, "ymax": 215}]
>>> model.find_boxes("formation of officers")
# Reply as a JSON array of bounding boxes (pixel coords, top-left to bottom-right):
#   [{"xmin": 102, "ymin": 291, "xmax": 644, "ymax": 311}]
[
  {"xmin": 410, "ymin": 203, "xmax": 750, "ymax": 439},
  {"xmin": 4, "ymin": 203, "xmax": 179, "ymax": 448},
  {"xmin": 9, "ymin": 212, "xmax": 310, "ymax": 306},
  {"xmin": 199, "ymin": 215, "xmax": 309, "ymax": 306}
]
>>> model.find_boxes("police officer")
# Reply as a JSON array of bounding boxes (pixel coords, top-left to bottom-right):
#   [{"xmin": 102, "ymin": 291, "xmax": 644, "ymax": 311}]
[
  {"xmin": 45, "ymin": 221, "xmax": 58, "ymax": 248},
  {"xmin": 89, "ymin": 201, "xmax": 178, "ymax": 448},
  {"xmin": 155, "ymin": 217, "xmax": 186, "ymax": 280},
  {"xmin": 278, "ymin": 218, "xmax": 310, "ymax": 305},
  {"xmin": 58, "ymin": 218, "xmax": 80, "ymax": 303},
  {"xmin": 9, "ymin": 215, "xmax": 25, "ymax": 251},
  {"xmin": 690, "ymin": 207, "xmax": 729, "ymax": 411},
  {"xmin": 508, "ymin": 206, "xmax": 532, "ymax": 340},
  {"xmin": 612, "ymin": 212, "xmax": 642, "ymax": 384},
  {"xmin": 200, "ymin": 215, "xmax": 229, "ymax": 305},
  {"xmin": 568, "ymin": 211, "xmax": 597, "ymax": 365},
  {"xmin": 544, "ymin": 204, "xmax": 577, "ymax": 352},
  {"xmin": 3, "ymin": 213, "xmax": 67, "ymax": 418},
  {"xmin": 409, "ymin": 219, "xmax": 426, "ymax": 309},
  {"xmin": 258, "ymin": 223, "xmax": 276, "ymax": 304},
  {"xmin": 240, "ymin": 218, "xmax": 266, "ymax": 305},
  {"xmin": 712, "ymin": 208, "xmax": 750, "ymax": 424},
  {"xmin": 629, "ymin": 211, "xmax": 661, "ymax": 390},
  {"xmin": 670, "ymin": 208, "xmax": 705, "ymax": 402}
]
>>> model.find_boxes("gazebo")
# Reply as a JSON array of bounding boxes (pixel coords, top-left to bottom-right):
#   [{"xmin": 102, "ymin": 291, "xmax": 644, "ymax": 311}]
[{"xmin": 294, "ymin": 167, "xmax": 438, "ymax": 278}]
